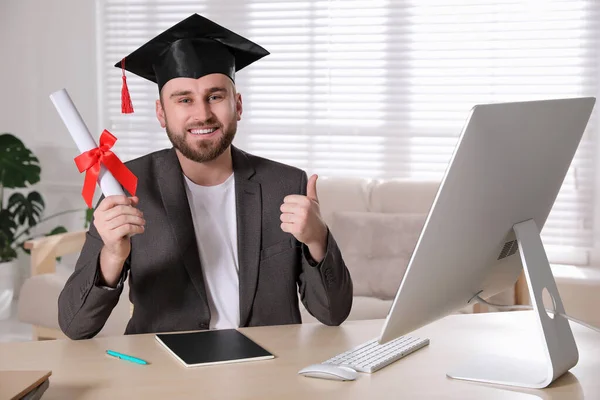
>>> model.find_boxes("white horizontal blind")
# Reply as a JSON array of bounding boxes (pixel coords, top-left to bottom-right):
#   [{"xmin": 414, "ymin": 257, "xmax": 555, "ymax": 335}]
[
  {"xmin": 98, "ymin": 0, "xmax": 599, "ymax": 263},
  {"xmin": 402, "ymin": 0, "xmax": 599, "ymax": 261}
]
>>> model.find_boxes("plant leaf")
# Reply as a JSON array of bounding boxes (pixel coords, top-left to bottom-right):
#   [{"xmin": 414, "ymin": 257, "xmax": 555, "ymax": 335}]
[
  {"xmin": 0, "ymin": 238, "xmax": 17, "ymax": 262},
  {"xmin": 0, "ymin": 209, "xmax": 17, "ymax": 262},
  {"xmin": 47, "ymin": 226, "xmax": 68, "ymax": 236},
  {"xmin": 85, "ymin": 208, "xmax": 94, "ymax": 228},
  {"xmin": 0, "ymin": 133, "xmax": 41, "ymax": 189},
  {"xmin": 8, "ymin": 191, "xmax": 45, "ymax": 228},
  {"xmin": 0, "ymin": 209, "xmax": 16, "ymax": 241}
]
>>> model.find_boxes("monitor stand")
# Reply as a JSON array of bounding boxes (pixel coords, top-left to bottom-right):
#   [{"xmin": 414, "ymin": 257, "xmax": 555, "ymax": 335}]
[{"xmin": 446, "ymin": 218, "xmax": 579, "ymax": 389}]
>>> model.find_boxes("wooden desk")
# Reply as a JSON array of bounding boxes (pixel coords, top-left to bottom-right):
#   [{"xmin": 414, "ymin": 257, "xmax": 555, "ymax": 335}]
[
  {"xmin": 0, "ymin": 311, "xmax": 598, "ymax": 399},
  {"xmin": 0, "ymin": 370, "xmax": 51, "ymax": 399}
]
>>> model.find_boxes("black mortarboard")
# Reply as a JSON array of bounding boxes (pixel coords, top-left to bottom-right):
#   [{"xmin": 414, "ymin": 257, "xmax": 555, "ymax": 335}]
[{"xmin": 114, "ymin": 13, "xmax": 269, "ymax": 113}]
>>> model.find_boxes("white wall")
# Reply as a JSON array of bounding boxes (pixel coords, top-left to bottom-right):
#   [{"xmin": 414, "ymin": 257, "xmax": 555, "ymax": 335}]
[
  {"xmin": 0, "ymin": 0, "xmax": 97, "ymax": 228},
  {"xmin": 1, "ymin": 0, "xmax": 98, "ymax": 285}
]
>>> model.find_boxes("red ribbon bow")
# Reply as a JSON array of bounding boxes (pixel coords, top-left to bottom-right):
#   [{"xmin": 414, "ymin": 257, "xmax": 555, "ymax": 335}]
[{"xmin": 74, "ymin": 130, "xmax": 138, "ymax": 208}]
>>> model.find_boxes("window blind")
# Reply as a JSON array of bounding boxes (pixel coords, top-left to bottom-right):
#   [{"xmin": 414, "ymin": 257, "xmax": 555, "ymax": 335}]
[{"xmin": 98, "ymin": 0, "xmax": 599, "ymax": 264}]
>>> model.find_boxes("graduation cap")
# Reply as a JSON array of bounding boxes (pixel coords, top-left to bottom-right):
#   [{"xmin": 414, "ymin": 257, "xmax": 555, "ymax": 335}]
[{"xmin": 115, "ymin": 13, "xmax": 270, "ymax": 113}]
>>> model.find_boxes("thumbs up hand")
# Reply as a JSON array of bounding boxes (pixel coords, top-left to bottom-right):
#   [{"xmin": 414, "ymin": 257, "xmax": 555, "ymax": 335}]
[{"xmin": 280, "ymin": 174, "xmax": 328, "ymax": 262}]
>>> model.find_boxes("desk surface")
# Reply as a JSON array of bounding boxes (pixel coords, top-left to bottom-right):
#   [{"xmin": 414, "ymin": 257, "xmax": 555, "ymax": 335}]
[
  {"xmin": 0, "ymin": 370, "xmax": 51, "ymax": 400},
  {"xmin": 0, "ymin": 311, "xmax": 598, "ymax": 399}
]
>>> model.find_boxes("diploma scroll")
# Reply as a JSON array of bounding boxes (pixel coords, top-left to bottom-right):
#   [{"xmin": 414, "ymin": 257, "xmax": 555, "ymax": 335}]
[{"xmin": 49, "ymin": 88, "xmax": 126, "ymax": 201}]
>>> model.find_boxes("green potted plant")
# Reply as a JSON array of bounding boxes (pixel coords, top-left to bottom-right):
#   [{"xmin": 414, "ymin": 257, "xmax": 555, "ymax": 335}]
[{"xmin": 0, "ymin": 132, "xmax": 90, "ymax": 319}]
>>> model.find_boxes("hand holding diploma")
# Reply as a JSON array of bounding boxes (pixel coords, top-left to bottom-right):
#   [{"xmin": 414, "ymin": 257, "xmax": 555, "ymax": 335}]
[
  {"xmin": 50, "ymin": 89, "xmax": 142, "ymax": 286},
  {"xmin": 94, "ymin": 195, "xmax": 145, "ymax": 286}
]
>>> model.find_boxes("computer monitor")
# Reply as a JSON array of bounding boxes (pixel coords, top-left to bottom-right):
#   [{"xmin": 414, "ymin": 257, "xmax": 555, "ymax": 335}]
[{"xmin": 378, "ymin": 97, "xmax": 596, "ymax": 389}]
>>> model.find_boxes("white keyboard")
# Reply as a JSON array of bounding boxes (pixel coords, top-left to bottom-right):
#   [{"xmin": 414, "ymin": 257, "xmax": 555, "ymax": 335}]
[{"xmin": 322, "ymin": 335, "xmax": 430, "ymax": 373}]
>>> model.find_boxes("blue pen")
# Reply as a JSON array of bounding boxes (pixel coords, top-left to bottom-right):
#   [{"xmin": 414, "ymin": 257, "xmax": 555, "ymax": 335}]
[{"xmin": 106, "ymin": 350, "xmax": 148, "ymax": 365}]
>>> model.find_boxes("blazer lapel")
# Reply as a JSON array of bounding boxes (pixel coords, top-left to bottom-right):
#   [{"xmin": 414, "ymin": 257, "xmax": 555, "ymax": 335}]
[
  {"xmin": 155, "ymin": 149, "xmax": 210, "ymax": 314},
  {"xmin": 232, "ymin": 146, "xmax": 262, "ymax": 327}
]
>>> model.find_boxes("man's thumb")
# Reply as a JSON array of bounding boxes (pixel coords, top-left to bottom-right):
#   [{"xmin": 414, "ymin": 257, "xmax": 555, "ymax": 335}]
[{"xmin": 307, "ymin": 174, "xmax": 319, "ymax": 201}]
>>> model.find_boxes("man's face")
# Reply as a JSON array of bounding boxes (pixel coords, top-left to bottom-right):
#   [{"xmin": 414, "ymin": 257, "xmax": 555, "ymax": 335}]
[{"xmin": 156, "ymin": 73, "xmax": 243, "ymax": 163}]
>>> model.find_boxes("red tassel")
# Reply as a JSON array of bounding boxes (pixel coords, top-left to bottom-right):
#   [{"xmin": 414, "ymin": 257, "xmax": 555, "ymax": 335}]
[{"xmin": 121, "ymin": 58, "xmax": 134, "ymax": 114}]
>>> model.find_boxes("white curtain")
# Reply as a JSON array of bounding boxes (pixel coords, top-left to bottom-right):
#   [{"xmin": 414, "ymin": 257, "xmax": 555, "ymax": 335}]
[{"xmin": 98, "ymin": 0, "xmax": 599, "ymax": 264}]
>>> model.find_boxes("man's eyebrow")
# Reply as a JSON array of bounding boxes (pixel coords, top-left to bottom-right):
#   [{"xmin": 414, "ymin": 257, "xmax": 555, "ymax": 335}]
[
  {"xmin": 169, "ymin": 90, "xmax": 193, "ymax": 99},
  {"xmin": 206, "ymin": 87, "xmax": 227, "ymax": 94}
]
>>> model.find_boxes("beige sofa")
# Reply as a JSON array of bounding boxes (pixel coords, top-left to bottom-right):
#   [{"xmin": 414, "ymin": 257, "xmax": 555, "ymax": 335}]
[
  {"xmin": 300, "ymin": 177, "xmax": 519, "ymax": 323},
  {"xmin": 300, "ymin": 177, "xmax": 436, "ymax": 323},
  {"xmin": 18, "ymin": 231, "xmax": 131, "ymax": 339},
  {"xmin": 18, "ymin": 177, "xmax": 517, "ymax": 339}
]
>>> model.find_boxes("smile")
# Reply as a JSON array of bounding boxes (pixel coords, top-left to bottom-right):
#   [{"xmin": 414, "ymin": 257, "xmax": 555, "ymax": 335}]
[{"xmin": 189, "ymin": 127, "xmax": 218, "ymax": 135}]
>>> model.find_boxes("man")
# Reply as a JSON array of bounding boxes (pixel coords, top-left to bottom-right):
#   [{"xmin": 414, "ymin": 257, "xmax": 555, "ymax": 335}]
[{"xmin": 58, "ymin": 14, "xmax": 353, "ymax": 340}]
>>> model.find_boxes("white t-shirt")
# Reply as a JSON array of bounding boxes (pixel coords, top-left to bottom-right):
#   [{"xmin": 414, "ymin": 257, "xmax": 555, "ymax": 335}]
[{"xmin": 183, "ymin": 173, "xmax": 240, "ymax": 329}]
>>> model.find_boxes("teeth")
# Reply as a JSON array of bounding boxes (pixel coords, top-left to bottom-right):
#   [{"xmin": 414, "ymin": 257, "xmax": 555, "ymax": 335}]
[{"xmin": 190, "ymin": 128, "xmax": 217, "ymax": 135}]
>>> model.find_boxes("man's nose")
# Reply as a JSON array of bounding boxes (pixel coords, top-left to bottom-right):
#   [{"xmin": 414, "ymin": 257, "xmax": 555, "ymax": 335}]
[{"xmin": 192, "ymin": 101, "xmax": 213, "ymax": 123}]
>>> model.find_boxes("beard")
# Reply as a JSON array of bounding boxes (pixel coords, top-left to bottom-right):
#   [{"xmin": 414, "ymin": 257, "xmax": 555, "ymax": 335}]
[{"xmin": 166, "ymin": 117, "xmax": 237, "ymax": 163}]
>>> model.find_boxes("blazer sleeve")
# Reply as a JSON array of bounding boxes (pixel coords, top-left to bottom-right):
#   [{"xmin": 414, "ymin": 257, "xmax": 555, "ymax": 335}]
[
  {"xmin": 296, "ymin": 171, "xmax": 353, "ymax": 326},
  {"xmin": 57, "ymin": 207, "xmax": 129, "ymax": 340}
]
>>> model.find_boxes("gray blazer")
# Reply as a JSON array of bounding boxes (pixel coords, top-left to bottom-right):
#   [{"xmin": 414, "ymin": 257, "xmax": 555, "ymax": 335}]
[{"xmin": 58, "ymin": 146, "xmax": 353, "ymax": 339}]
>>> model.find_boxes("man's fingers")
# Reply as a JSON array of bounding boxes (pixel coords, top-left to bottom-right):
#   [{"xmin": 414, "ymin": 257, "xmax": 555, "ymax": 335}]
[
  {"xmin": 283, "ymin": 195, "xmax": 311, "ymax": 205},
  {"xmin": 104, "ymin": 205, "xmax": 144, "ymax": 222},
  {"xmin": 280, "ymin": 203, "xmax": 303, "ymax": 214},
  {"xmin": 96, "ymin": 195, "xmax": 132, "ymax": 211},
  {"xmin": 107, "ymin": 214, "xmax": 146, "ymax": 230},
  {"xmin": 280, "ymin": 213, "xmax": 299, "ymax": 224},
  {"xmin": 280, "ymin": 222, "xmax": 295, "ymax": 234},
  {"xmin": 114, "ymin": 223, "xmax": 145, "ymax": 238}
]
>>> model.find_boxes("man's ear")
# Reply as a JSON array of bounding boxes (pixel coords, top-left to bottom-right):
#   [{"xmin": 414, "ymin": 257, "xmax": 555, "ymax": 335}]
[
  {"xmin": 236, "ymin": 93, "xmax": 243, "ymax": 121},
  {"xmin": 156, "ymin": 98, "xmax": 166, "ymax": 128}
]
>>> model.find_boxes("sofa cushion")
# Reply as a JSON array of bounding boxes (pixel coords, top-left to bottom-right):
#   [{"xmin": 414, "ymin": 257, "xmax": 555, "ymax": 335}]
[
  {"xmin": 329, "ymin": 211, "xmax": 427, "ymax": 300},
  {"xmin": 17, "ymin": 270, "xmax": 131, "ymax": 337},
  {"xmin": 370, "ymin": 180, "xmax": 439, "ymax": 214},
  {"xmin": 316, "ymin": 177, "xmax": 374, "ymax": 226},
  {"xmin": 17, "ymin": 271, "xmax": 70, "ymax": 330}
]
